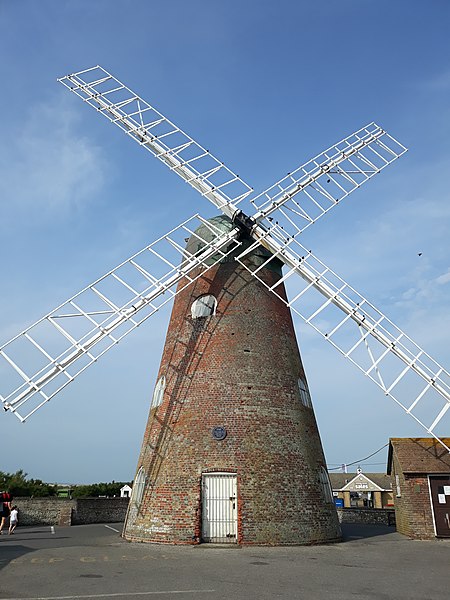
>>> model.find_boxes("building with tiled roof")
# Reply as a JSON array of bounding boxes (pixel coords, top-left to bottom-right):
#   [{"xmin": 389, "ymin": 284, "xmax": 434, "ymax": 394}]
[
  {"xmin": 329, "ymin": 470, "xmax": 393, "ymax": 509},
  {"xmin": 387, "ymin": 437, "xmax": 450, "ymax": 539}
]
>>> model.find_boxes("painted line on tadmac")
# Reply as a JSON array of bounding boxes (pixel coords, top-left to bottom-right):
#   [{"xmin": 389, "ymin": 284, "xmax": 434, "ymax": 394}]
[{"xmin": 0, "ymin": 590, "xmax": 215, "ymax": 600}]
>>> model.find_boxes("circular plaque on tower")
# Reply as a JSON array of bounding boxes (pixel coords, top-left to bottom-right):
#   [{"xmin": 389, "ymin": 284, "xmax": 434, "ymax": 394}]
[{"xmin": 212, "ymin": 426, "xmax": 227, "ymax": 441}]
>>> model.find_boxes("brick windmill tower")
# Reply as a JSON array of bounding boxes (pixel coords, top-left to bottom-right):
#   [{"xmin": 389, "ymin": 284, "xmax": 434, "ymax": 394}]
[
  {"xmin": 123, "ymin": 215, "xmax": 340, "ymax": 544},
  {"xmin": 3, "ymin": 67, "xmax": 450, "ymax": 546}
]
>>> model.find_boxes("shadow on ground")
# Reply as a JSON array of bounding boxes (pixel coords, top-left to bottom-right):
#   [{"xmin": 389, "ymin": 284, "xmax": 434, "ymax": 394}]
[
  {"xmin": 0, "ymin": 543, "xmax": 34, "ymax": 572},
  {"xmin": 341, "ymin": 522, "xmax": 398, "ymax": 541},
  {"xmin": 0, "ymin": 527, "xmax": 71, "ymax": 572}
]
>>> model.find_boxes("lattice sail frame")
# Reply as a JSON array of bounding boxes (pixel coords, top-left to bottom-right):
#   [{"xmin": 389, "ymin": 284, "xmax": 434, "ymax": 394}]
[
  {"xmin": 1, "ymin": 65, "xmax": 448, "ymax": 453},
  {"xmin": 236, "ymin": 227, "xmax": 450, "ymax": 452},
  {"xmin": 58, "ymin": 66, "xmax": 252, "ymax": 220},
  {"xmin": 0, "ymin": 217, "xmax": 242, "ymax": 421},
  {"xmin": 58, "ymin": 66, "xmax": 407, "ymax": 233}
]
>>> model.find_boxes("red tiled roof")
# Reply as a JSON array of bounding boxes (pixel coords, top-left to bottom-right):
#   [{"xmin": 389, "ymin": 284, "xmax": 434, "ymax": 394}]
[{"xmin": 388, "ymin": 437, "xmax": 450, "ymax": 474}]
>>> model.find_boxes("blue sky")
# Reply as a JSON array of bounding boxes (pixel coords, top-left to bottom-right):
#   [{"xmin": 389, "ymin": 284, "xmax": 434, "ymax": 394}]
[{"xmin": 0, "ymin": 0, "xmax": 449, "ymax": 483}]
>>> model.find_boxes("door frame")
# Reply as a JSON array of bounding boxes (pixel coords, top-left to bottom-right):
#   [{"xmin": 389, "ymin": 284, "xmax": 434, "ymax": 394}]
[
  {"xmin": 428, "ymin": 474, "xmax": 450, "ymax": 537},
  {"xmin": 201, "ymin": 471, "xmax": 238, "ymax": 543}
]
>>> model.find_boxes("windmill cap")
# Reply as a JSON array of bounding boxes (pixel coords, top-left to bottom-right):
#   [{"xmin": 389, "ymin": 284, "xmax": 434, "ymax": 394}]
[{"xmin": 186, "ymin": 214, "xmax": 282, "ymax": 273}]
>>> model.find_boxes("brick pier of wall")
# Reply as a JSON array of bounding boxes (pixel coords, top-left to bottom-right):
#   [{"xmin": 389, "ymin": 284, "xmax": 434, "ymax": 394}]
[{"xmin": 11, "ymin": 497, "xmax": 129, "ymax": 527}]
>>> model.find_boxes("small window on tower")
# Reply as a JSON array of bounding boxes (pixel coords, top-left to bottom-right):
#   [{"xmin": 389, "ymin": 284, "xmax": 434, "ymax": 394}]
[
  {"xmin": 298, "ymin": 378, "xmax": 312, "ymax": 408},
  {"xmin": 320, "ymin": 467, "xmax": 334, "ymax": 504},
  {"xmin": 131, "ymin": 466, "xmax": 146, "ymax": 508},
  {"xmin": 191, "ymin": 294, "xmax": 217, "ymax": 318},
  {"xmin": 151, "ymin": 375, "xmax": 166, "ymax": 409}
]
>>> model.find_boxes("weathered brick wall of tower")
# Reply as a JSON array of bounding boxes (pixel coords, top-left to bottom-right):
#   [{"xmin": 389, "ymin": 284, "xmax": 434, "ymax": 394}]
[{"xmin": 124, "ymin": 219, "xmax": 341, "ymax": 545}]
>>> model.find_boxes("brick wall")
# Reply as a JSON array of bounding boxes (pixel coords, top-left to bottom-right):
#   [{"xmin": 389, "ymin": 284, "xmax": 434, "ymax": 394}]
[
  {"xmin": 391, "ymin": 450, "xmax": 436, "ymax": 539},
  {"xmin": 124, "ymin": 222, "xmax": 341, "ymax": 546},
  {"xmin": 10, "ymin": 497, "xmax": 129, "ymax": 526},
  {"xmin": 394, "ymin": 472, "xmax": 436, "ymax": 539}
]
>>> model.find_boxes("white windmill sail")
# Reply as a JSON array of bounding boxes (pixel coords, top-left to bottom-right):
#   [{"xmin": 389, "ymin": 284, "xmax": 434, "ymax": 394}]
[
  {"xmin": 0, "ymin": 216, "xmax": 242, "ymax": 421},
  {"xmin": 2, "ymin": 65, "xmax": 448, "ymax": 456},
  {"xmin": 58, "ymin": 66, "xmax": 252, "ymax": 220},
  {"xmin": 235, "ymin": 227, "xmax": 450, "ymax": 453},
  {"xmin": 58, "ymin": 66, "xmax": 406, "ymax": 233},
  {"xmin": 249, "ymin": 122, "xmax": 406, "ymax": 235},
  {"xmin": 1, "ymin": 65, "xmax": 406, "ymax": 424}
]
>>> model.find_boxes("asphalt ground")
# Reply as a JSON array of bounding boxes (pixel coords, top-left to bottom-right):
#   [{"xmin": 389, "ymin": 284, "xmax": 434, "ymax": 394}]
[{"xmin": 0, "ymin": 523, "xmax": 449, "ymax": 600}]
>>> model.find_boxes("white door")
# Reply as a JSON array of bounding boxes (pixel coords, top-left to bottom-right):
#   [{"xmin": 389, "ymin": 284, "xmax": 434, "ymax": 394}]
[{"xmin": 202, "ymin": 473, "xmax": 237, "ymax": 543}]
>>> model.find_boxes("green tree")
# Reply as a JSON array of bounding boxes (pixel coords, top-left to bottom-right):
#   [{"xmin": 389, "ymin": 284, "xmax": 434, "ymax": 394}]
[
  {"xmin": 0, "ymin": 471, "xmax": 130, "ymax": 498},
  {"xmin": 71, "ymin": 481, "xmax": 131, "ymax": 498},
  {"xmin": 0, "ymin": 470, "xmax": 57, "ymax": 497}
]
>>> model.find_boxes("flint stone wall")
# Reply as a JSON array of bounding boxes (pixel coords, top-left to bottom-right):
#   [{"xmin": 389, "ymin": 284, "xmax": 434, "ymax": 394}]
[
  {"xmin": 11, "ymin": 499, "xmax": 394, "ymax": 529},
  {"xmin": 10, "ymin": 497, "xmax": 129, "ymax": 526},
  {"xmin": 337, "ymin": 507, "xmax": 396, "ymax": 526}
]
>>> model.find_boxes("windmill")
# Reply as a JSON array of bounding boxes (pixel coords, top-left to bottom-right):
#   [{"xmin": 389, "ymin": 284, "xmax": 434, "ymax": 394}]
[{"xmin": 1, "ymin": 66, "xmax": 449, "ymax": 545}]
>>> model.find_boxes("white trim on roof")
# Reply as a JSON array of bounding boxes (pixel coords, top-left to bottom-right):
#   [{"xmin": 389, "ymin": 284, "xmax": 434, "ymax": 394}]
[{"xmin": 339, "ymin": 473, "xmax": 386, "ymax": 492}]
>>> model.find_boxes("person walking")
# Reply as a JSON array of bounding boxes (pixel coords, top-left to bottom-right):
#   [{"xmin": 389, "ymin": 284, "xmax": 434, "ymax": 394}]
[
  {"xmin": 8, "ymin": 506, "xmax": 18, "ymax": 534},
  {"xmin": 0, "ymin": 490, "xmax": 12, "ymax": 534}
]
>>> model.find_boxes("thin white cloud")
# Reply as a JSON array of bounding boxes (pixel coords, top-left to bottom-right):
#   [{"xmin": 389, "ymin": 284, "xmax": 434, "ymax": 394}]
[
  {"xmin": 421, "ymin": 68, "xmax": 450, "ymax": 92},
  {"xmin": 436, "ymin": 269, "xmax": 450, "ymax": 285},
  {"xmin": 0, "ymin": 95, "xmax": 109, "ymax": 226}
]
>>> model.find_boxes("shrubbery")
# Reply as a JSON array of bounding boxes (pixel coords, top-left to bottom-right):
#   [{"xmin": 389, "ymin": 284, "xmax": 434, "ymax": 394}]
[
  {"xmin": 1, "ymin": 470, "xmax": 131, "ymax": 498},
  {"xmin": 71, "ymin": 481, "xmax": 130, "ymax": 498},
  {"xmin": 0, "ymin": 470, "xmax": 57, "ymax": 497}
]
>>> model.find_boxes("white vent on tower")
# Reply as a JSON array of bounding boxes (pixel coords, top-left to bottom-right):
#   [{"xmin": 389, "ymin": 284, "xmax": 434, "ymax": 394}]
[
  {"xmin": 151, "ymin": 375, "xmax": 166, "ymax": 408},
  {"xmin": 132, "ymin": 466, "xmax": 146, "ymax": 508},
  {"xmin": 191, "ymin": 295, "xmax": 217, "ymax": 318},
  {"xmin": 298, "ymin": 378, "xmax": 312, "ymax": 408},
  {"xmin": 320, "ymin": 467, "xmax": 334, "ymax": 504}
]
